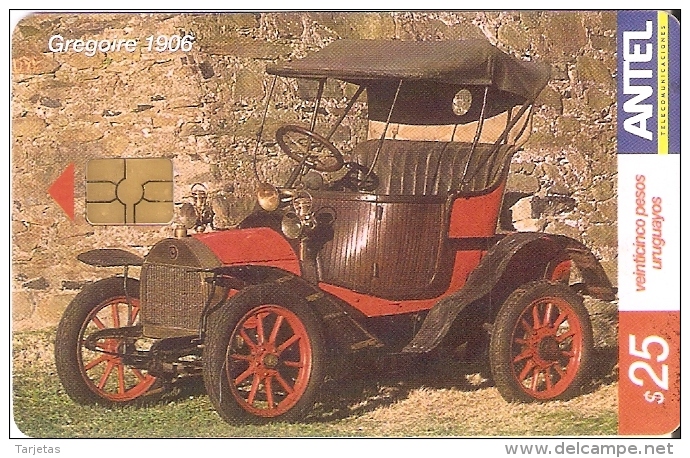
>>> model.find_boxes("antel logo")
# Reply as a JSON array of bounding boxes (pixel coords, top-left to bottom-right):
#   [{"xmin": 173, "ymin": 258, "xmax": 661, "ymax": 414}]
[
  {"xmin": 617, "ymin": 11, "xmax": 657, "ymax": 154},
  {"xmin": 617, "ymin": 11, "xmax": 678, "ymax": 155},
  {"xmin": 622, "ymin": 21, "xmax": 654, "ymax": 142}
]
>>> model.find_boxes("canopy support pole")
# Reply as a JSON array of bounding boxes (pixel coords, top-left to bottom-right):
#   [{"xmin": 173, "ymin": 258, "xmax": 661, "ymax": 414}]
[
  {"xmin": 326, "ymin": 85, "xmax": 364, "ymax": 141},
  {"xmin": 252, "ymin": 75, "xmax": 278, "ymax": 182},
  {"xmin": 365, "ymin": 79, "xmax": 403, "ymax": 181},
  {"xmin": 309, "ymin": 79, "xmax": 326, "ymax": 132},
  {"xmin": 285, "ymin": 79, "xmax": 326, "ymax": 187},
  {"xmin": 463, "ymin": 100, "xmax": 534, "ymax": 188},
  {"xmin": 460, "ymin": 86, "xmax": 489, "ymax": 188}
]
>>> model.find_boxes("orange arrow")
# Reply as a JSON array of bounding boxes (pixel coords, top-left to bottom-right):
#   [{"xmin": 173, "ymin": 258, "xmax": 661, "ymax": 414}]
[{"xmin": 48, "ymin": 163, "xmax": 74, "ymax": 220}]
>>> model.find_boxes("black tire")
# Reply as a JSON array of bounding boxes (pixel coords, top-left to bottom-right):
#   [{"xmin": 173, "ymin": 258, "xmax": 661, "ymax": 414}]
[
  {"xmin": 489, "ymin": 280, "xmax": 593, "ymax": 402},
  {"xmin": 203, "ymin": 284, "xmax": 326, "ymax": 424},
  {"xmin": 55, "ymin": 277, "xmax": 158, "ymax": 406}
]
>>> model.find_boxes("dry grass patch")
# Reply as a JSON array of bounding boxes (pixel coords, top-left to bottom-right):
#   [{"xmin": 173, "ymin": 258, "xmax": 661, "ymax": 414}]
[{"xmin": 339, "ymin": 383, "xmax": 617, "ymax": 436}]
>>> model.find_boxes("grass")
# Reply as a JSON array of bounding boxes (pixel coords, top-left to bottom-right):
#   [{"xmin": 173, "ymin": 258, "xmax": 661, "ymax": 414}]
[{"xmin": 12, "ymin": 329, "xmax": 618, "ymax": 438}]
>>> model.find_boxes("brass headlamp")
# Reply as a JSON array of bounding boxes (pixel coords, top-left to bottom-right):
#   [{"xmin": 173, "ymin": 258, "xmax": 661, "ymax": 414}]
[
  {"xmin": 281, "ymin": 190, "xmax": 314, "ymax": 239},
  {"xmin": 257, "ymin": 182, "xmax": 281, "ymax": 212}
]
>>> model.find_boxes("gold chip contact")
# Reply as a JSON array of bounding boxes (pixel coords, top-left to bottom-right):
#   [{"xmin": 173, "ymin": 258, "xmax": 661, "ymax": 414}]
[{"xmin": 86, "ymin": 158, "xmax": 173, "ymax": 225}]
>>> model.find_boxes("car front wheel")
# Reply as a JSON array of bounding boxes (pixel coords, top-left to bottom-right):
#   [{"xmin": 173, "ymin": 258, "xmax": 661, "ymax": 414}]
[{"xmin": 203, "ymin": 284, "xmax": 326, "ymax": 424}]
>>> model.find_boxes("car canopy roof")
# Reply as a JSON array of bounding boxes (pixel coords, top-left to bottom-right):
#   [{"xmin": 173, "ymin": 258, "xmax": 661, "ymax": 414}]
[{"xmin": 266, "ymin": 39, "xmax": 550, "ymax": 101}]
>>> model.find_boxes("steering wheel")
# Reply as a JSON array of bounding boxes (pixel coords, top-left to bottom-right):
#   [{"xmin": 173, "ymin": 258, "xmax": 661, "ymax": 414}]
[
  {"xmin": 275, "ymin": 124, "xmax": 344, "ymax": 173},
  {"xmin": 340, "ymin": 162, "xmax": 379, "ymax": 192}
]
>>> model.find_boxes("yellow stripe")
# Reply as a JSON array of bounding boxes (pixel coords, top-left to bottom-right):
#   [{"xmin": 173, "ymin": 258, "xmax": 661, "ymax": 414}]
[{"xmin": 657, "ymin": 11, "xmax": 669, "ymax": 154}]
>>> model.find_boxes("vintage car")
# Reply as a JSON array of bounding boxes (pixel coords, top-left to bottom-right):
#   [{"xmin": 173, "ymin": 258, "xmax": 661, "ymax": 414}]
[{"xmin": 55, "ymin": 39, "xmax": 616, "ymax": 424}]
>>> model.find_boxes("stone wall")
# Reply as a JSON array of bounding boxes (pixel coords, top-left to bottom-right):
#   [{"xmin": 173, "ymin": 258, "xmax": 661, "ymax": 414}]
[{"xmin": 11, "ymin": 11, "xmax": 617, "ymax": 331}]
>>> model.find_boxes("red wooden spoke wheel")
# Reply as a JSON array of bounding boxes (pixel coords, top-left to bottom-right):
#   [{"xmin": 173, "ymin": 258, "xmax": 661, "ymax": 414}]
[
  {"xmin": 508, "ymin": 296, "xmax": 583, "ymax": 398},
  {"xmin": 78, "ymin": 296, "xmax": 157, "ymax": 401},
  {"xmin": 203, "ymin": 285, "xmax": 325, "ymax": 424},
  {"xmin": 55, "ymin": 277, "xmax": 158, "ymax": 406},
  {"xmin": 226, "ymin": 305, "xmax": 312, "ymax": 416},
  {"xmin": 490, "ymin": 281, "xmax": 593, "ymax": 402}
]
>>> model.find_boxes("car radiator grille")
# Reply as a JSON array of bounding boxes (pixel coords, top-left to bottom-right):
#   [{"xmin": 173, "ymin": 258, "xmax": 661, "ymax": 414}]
[{"xmin": 141, "ymin": 264, "xmax": 210, "ymax": 337}]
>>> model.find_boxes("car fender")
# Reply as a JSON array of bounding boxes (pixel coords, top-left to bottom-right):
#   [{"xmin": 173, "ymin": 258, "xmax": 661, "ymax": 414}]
[
  {"xmin": 77, "ymin": 248, "xmax": 144, "ymax": 267},
  {"xmin": 403, "ymin": 232, "xmax": 615, "ymax": 353},
  {"xmin": 208, "ymin": 265, "xmax": 382, "ymax": 354}
]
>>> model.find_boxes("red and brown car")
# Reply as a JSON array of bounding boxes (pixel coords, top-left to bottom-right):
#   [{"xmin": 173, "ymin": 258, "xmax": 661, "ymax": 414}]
[{"xmin": 55, "ymin": 39, "xmax": 616, "ymax": 424}]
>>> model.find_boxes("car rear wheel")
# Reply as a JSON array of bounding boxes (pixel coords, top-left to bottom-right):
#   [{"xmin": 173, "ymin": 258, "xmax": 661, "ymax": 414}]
[
  {"xmin": 489, "ymin": 280, "xmax": 593, "ymax": 402},
  {"xmin": 203, "ymin": 284, "xmax": 326, "ymax": 424},
  {"xmin": 54, "ymin": 277, "xmax": 159, "ymax": 406}
]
